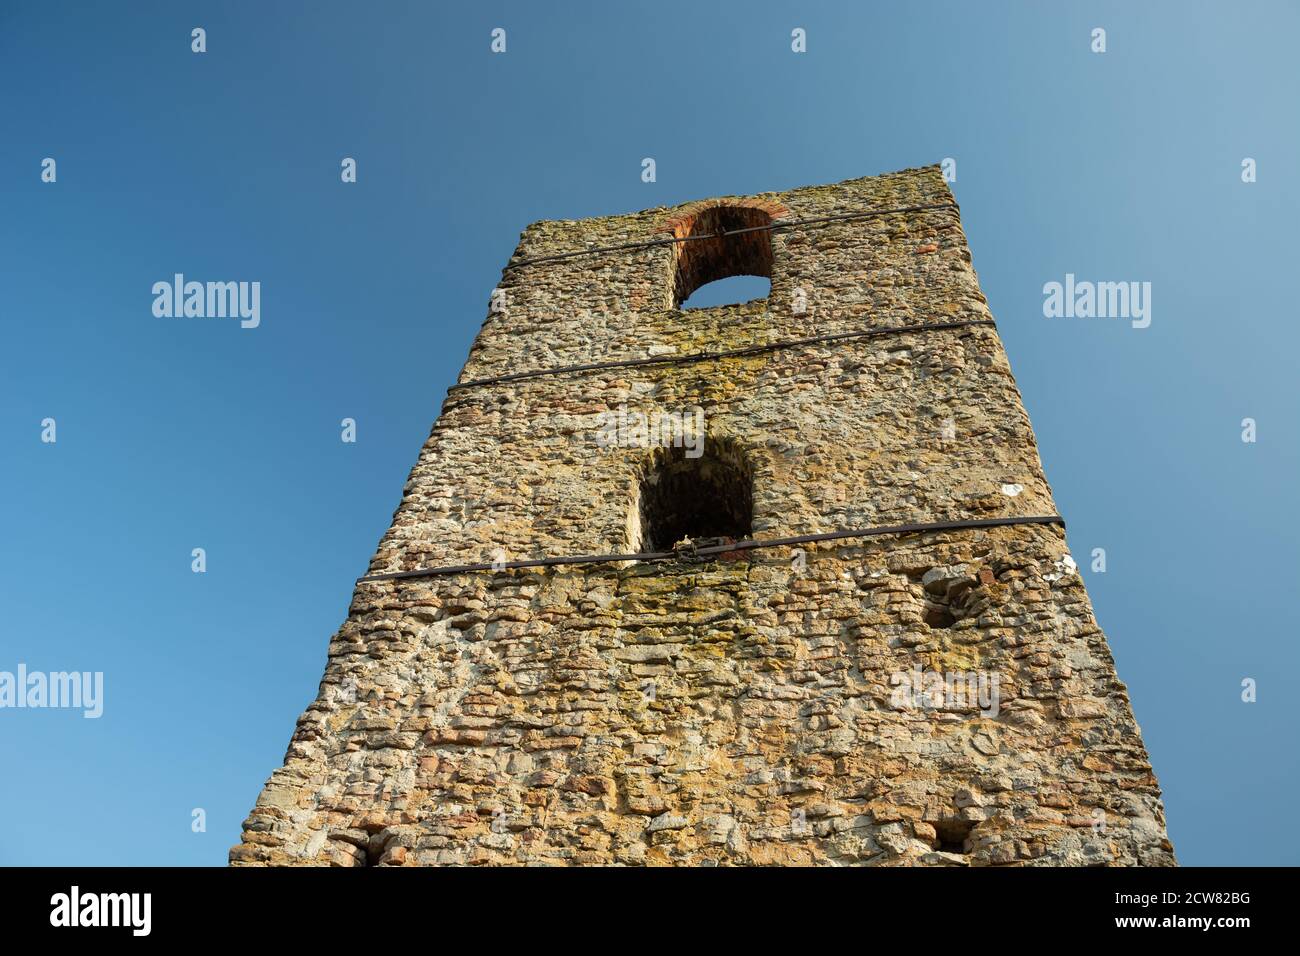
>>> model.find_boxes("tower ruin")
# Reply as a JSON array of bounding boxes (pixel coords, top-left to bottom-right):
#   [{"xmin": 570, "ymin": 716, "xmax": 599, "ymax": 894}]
[{"xmin": 231, "ymin": 166, "xmax": 1175, "ymax": 866}]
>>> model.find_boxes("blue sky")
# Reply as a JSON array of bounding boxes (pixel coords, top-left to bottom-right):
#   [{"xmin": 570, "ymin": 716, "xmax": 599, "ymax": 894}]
[{"xmin": 2, "ymin": 1, "xmax": 1296, "ymax": 866}]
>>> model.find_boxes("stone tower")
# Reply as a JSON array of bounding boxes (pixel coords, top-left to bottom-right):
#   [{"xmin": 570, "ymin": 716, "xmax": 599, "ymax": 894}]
[{"xmin": 231, "ymin": 166, "xmax": 1174, "ymax": 866}]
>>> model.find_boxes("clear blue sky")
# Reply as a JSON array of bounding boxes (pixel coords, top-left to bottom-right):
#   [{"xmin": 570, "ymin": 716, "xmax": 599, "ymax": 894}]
[{"xmin": 2, "ymin": 1, "xmax": 1296, "ymax": 866}]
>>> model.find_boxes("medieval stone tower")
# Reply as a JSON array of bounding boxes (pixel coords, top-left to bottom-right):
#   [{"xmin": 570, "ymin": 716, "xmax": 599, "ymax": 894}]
[{"xmin": 231, "ymin": 165, "xmax": 1174, "ymax": 866}]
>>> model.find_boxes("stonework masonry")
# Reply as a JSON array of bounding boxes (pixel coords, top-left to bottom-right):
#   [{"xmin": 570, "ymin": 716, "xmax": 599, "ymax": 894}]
[{"xmin": 231, "ymin": 165, "xmax": 1175, "ymax": 866}]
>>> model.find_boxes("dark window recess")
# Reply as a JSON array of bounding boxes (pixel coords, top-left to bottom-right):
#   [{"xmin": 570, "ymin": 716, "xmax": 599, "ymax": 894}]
[
  {"xmin": 672, "ymin": 205, "xmax": 773, "ymax": 307},
  {"xmin": 637, "ymin": 442, "xmax": 753, "ymax": 552}
]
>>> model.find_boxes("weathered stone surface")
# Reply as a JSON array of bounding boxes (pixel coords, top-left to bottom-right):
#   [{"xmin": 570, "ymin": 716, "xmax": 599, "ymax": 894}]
[{"xmin": 231, "ymin": 166, "xmax": 1174, "ymax": 866}]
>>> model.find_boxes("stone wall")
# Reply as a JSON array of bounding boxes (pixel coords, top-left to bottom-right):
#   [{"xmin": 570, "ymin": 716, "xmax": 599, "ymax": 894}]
[{"xmin": 230, "ymin": 166, "xmax": 1174, "ymax": 866}]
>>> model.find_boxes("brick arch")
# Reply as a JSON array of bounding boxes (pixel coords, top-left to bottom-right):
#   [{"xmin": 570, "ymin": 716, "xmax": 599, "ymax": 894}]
[
  {"xmin": 658, "ymin": 198, "xmax": 790, "ymax": 307},
  {"xmin": 658, "ymin": 196, "xmax": 790, "ymax": 240}
]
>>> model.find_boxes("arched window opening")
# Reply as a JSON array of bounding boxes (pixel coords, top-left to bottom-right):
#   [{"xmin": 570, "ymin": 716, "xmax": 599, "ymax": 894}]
[
  {"xmin": 634, "ymin": 440, "xmax": 753, "ymax": 553},
  {"xmin": 671, "ymin": 205, "xmax": 773, "ymax": 308},
  {"xmin": 680, "ymin": 275, "xmax": 771, "ymax": 309}
]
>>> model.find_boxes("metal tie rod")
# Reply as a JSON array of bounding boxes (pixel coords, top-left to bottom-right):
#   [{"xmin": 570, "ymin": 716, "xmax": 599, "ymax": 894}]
[
  {"xmin": 450, "ymin": 318, "xmax": 997, "ymax": 391},
  {"xmin": 357, "ymin": 514, "xmax": 1065, "ymax": 583}
]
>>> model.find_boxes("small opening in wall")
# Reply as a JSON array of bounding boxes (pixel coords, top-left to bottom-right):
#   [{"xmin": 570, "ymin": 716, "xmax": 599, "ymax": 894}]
[
  {"xmin": 636, "ymin": 440, "xmax": 753, "ymax": 553},
  {"xmin": 364, "ymin": 840, "xmax": 383, "ymax": 867},
  {"xmin": 923, "ymin": 603, "xmax": 957, "ymax": 629},
  {"xmin": 914, "ymin": 570, "xmax": 985, "ymax": 629},
  {"xmin": 934, "ymin": 819, "xmax": 974, "ymax": 854}
]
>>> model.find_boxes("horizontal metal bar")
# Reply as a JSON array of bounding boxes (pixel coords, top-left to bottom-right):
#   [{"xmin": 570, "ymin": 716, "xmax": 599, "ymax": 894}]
[
  {"xmin": 357, "ymin": 515, "xmax": 1064, "ymax": 583},
  {"xmin": 450, "ymin": 318, "xmax": 997, "ymax": 391}
]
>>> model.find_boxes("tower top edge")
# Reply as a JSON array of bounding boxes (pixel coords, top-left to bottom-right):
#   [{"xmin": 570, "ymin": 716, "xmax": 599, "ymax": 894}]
[{"xmin": 517, "ymin": 163, "xmax": 950, "ymax": 235}]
